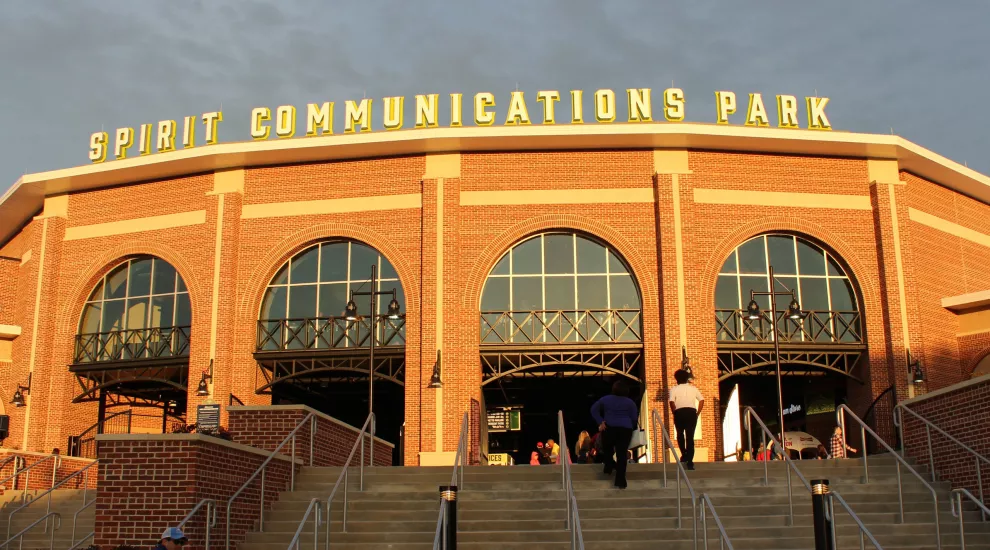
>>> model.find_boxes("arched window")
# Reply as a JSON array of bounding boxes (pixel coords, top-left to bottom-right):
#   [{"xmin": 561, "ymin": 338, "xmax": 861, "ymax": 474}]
[
  {"xmin": 259, "ymin": 240, "xmax": 405, "ymax": 350},
  {"xmin": 715, "ymin": 234, "xmax": 859, "ymax": 343},
  {"xmin": 76, "ymin": 256, "xmax": 191, "ymax": 362},
  {"xmin": 480, "ymin": 232, "xmax": 641, "ymax": 343}
]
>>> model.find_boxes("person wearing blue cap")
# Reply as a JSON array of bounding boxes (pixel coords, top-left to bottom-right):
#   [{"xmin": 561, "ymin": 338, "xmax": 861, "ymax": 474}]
[{"xmin": 154, "ymin": 527, "xmax": 187, "ymax": 550}]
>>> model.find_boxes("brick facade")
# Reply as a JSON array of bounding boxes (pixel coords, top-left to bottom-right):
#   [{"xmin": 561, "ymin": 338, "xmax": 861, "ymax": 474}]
[
  {"xmin": 227, "ymin": 405, "xmax": 393, "ymax": 467},
  {"xmin": 0, "ymin": 451, "xmax": 97, "ymax": 492},
  {"xmin": 898, "ymin": 374, "xmax": 990, "ymax": 504},
  {"xmin": 95, "ymin": 434, "xmax": 297, "ymax": 550},
  {"xmin": 0, "ymin": 135, "xmax": 988, "ymax": 466}
]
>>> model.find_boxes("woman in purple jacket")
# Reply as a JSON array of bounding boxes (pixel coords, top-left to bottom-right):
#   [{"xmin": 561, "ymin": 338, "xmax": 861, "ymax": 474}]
[{"xmin": 591, "ymin": 381, "xmax": 640, "ymax": 489}]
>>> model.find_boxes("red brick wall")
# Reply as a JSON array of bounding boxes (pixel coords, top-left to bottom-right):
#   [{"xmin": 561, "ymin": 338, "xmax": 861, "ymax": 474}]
[
  {"xmin": 899, "ymin": 375, "xmax": 990, "ymax": 504},
  {"xmin": 95, "ymin": 435, "xmax": 296, "ymax": 550},
  {"xmin": 227, "ymin": 406, "xmax": 393, "ymax": 467}
]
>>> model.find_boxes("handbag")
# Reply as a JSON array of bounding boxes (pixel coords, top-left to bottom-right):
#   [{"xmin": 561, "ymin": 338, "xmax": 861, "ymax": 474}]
[{"xmin": 628, "ymin": 426, "xmax": 647, "ymax": 450}]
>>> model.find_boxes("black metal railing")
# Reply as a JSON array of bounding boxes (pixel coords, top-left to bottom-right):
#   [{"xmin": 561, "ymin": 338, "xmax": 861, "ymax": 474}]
[
  {"xmin": 480, "ymin": 309, "xmax": 642, "ymax": 345},
  {"xmin": 715, "ymin": 309, "xmax": 862, "ymax": 344},
  {"xmin": 67, "ymin": 410, "xmax": 132, "ymax": 458},
  {"xmin": 73, "ymin": 326, "xmax": 191, "ymax": 364},
  {"xmin": 256, "ymin": 315, "xmax": 406, "ymax": 352}
]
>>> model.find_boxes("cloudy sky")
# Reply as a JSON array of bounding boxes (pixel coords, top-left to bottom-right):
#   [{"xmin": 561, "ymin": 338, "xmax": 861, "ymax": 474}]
[{"xmin": 1, "ymin": 1, "xmax": 988, "ymax": 190}]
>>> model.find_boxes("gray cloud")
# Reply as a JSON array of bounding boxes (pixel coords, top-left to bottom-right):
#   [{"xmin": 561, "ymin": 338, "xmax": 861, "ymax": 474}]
[{"xmin": 1, "ymin": 0, "xmax": 988, "ymax": 189}]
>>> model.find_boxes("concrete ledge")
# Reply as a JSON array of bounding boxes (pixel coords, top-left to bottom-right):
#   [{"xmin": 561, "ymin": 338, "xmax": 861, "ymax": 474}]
[
  {"xmin": 228, "ymin": 405, "xmax": 395, "ymax": 448},
  {"xmin": 901, "ymin": 372, "xmax": 990, "ymax": 407},
  {"xmin": 95, "ymin": 433, "xmax": 302, "ymax": 462},
  {"xmin": 0, "ymin": 325, "xmax": 21, "ymax": 339},
  {"xmin": 419, "ymin": 451, "xmax": 457, "ymax": 466},
  {"xmin": 0, "ymin": 448, "xmax": 95, "ymax": 464}
]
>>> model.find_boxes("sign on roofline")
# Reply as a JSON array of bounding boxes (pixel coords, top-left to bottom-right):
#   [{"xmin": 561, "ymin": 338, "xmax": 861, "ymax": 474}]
[{"xmin": 88, "ymin": 88, "xmax": 832, "ymax": 163}]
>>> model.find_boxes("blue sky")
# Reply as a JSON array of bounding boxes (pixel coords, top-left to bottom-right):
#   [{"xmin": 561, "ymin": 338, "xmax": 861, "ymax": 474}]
[{"xmin": 1, "ymin": 1, "xmax": 988, "ymax": 191}]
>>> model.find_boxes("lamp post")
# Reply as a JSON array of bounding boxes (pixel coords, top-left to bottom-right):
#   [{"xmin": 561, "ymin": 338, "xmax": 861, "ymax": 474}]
[
  {"xmin": 743, "ymin": 265, "xmax": 807, "ymax": 444},
  {"xmin": 345, "ymin": 264, "xmax": 402, "ymax": 419}
]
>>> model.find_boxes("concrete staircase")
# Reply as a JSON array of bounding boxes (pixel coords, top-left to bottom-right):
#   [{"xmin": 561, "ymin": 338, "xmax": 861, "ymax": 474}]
[
  {"xmin": 0, "ymin": 489, "xmax": 94, "ymax": 549},
  {"xmin": 239, "ymin": 455, "xmax": 990, "ymax": 550}
]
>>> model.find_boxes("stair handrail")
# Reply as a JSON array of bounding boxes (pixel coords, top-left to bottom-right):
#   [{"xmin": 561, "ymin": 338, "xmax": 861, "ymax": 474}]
[
  {"xmin": 837, "ymin": 403, "xmax": 942, "ymax": 548},
  {"xmin": 950, "ymin": 488, "xmax": 990, "ymax": 550},
  {"xmin": 0, "ymin": 454, "xmax": 60, "ymax": 506},
  {"xmin": 67, "ymin": 531, "xmax": 94, "ymax": 550},
  {"xmin": 557, "ymin": 411, "xmax": 585, "ymax": 550},
  {"xmin": 179, "ymin": 498, "xmax": 217, "ymax": 550},
  {"xmin": 225, "ymin": 412, "xmax": 316, "ymax": 550},
  {"xmin": 6, "ymin": 459, "xmax": 96, "ymax": 539},
  {"xmin": 0, "ymin": 512, "xmax": 60, "ymax": 550},
  {"xmin": 323, "ymin": 412, "xmax": 376, "ymax": 549},
  {"xmin": 698, "ymin": 494, "xmax": 733, "ymax": 550},
  {"xmin": 287, "ymin": 498, "xmax": 321, "ymax": 550},
  {"xmin": 744, "ymin": 407, "xmax": 883, "ymax": 549},
  {"xmin": 432, "ymin": 412, "xmax": 468, "ymax": 550},
  {"xmin": 69, "ymin": 496, "xmax": 96, "ymax": 550},
  {"xmin": 650, "ymin": 408, "xmax": 698, "ymax": 538},
  {"xmin": 894, "ymin": 402, "xmax": 990, "ymax": 516}
]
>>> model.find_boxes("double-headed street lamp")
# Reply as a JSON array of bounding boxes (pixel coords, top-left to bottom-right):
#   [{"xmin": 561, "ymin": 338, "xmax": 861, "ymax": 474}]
[
  {"xmin": 742, "ymin": 265, "xmax": 807, "ymax": 445},
  {"xmin": 344, "ymin": 264, "xmax": 402, "ymax": 418}
]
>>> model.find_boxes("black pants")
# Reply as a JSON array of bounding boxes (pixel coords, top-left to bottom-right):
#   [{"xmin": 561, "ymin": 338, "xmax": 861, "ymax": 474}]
[
  {"xmin": 674, "ymin": 408, "xmax": 698, "ymax": 466},
  {"xmin": 601, "ymin": 426, "xmax": 633, "ymax": 488}
]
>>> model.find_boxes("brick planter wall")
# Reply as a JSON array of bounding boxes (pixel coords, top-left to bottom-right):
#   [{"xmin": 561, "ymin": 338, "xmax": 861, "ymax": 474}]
[
  {"xmin": 0, "ymin": 450, "xmax": 97, "ymax": 492},
  {"xmin": 899, "ymin": 374, "xmax": 990, "ymax": 504},
  {"xmin": 95, "ymin": 434, "xmax": 298, "ymax": 550},
  {"xmin": 227, "ymin": 405, "xmax": 394, "ymax": 467}
]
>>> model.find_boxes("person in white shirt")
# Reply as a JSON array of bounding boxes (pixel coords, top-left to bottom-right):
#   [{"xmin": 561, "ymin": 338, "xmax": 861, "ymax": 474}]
[{"xmin": 668, "ymin": 369, "xmax": 704, "ymax": 470}]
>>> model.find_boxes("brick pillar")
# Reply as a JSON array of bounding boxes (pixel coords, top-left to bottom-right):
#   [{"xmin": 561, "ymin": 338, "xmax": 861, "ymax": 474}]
[{"xmin": 190, "ymin": 170, "xmax": 243, "ymax": 426}]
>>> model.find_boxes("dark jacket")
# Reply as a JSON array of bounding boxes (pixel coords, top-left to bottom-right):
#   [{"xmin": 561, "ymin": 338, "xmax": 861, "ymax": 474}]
[{"xmin": 590, "ymin": 395, "xmax": 639, "ymax": 430}]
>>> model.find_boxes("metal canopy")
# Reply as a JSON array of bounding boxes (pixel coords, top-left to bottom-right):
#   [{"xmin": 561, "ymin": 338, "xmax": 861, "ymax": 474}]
[
  {"xmin": 480, "ymin": 345, "xmax": 643, "ymax": 386},
  {"xmin": 69, "ymin": 357, "xmax": 189, "ymax": 404},
  {"xmin": 716, "ymin": 346, "xmax": 865, "ymax": 382},
  {"xmin": 254, "ymin": 348, "xmax": 406, "ymax": 393}
]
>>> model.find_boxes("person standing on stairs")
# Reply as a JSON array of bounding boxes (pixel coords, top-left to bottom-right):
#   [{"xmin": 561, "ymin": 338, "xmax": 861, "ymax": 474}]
[
  {"xmin": 591, "ymin": 380, "xmax": 640, "ymax": 489},
  {"xmin": 669, "ymin": 369, "xmax": 705, "ymax": 470},
  {"xmin": 830, "ymin": 426, "xmax": 857, "ymax": 459}
]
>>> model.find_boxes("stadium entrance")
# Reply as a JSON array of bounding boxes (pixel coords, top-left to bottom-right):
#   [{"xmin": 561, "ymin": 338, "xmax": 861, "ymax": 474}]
[{"xmin": 478, "ymin": 232, "xmax": 645, "ymax": 465}]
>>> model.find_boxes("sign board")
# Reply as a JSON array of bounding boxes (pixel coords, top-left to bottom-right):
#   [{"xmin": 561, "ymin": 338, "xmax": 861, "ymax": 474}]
[
  {"xmin": 487, "ymin": 453, "xmax": 515, "ymax": 466},
  {"xmin": 197, "ymin": 404, "xmax": 221, "ymax": 431},
  {"xmin": 487, "ymin": 409, "xmax": 521, "ymax": 433}
]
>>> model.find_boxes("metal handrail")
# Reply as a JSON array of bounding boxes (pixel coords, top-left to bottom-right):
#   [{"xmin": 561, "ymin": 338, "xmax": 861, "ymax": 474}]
[
  {"xmin": 69, "ymin": 497, "xmax": 95, "ymax": 549},
  {"xmin": 650, "ymin": 408, "xmax": 697, "ymax": 538},
  {"xmin": 895, "ymin": 402, "xmax": 990, "ymax": 519},
  {"xmin": 433, "ymin": 412, "xmax": 468, "ymax": 550},
  {"xmin": 698, "ymin": 494, "xmax": 734, "ymax": 550},
  {"xmin": 837, "ymin": 404, "xmax": 942, "ymax": 548},
  {"xmin": 0, "ymin": 455, "xmax": 60, "ymax": 505},
  {"xmin": 0, "ymin": 512, "xmax": 60, "ymax": 550},
  {"xmin": 179, "ymin": 498, "xmax": 217, "ymax": 550},
  {"xmin": 225, "ymin": 413, "xmax": 316, "ymax": 550},
  {"xmin": 324, "ymin": 413, "xmax": 376, "ymax": 549},
  {"xmin": 7, "ymin": 459, "xmax": 96, "ymax": 539},
  {"xmin": 951, "ymin": 488, "xmax": 990, "ymax": 550},
  {"xmin": 744, "ymin": 407, "xmax": 883, "ymax": 549},
  {"xmin": 556, "ymin": 411, "xmax": 584, "ymax": 550},
  {"xmin": 0, "ymin": 456, "xmax": 19, "ymax": 478},
  {"xmin": 67, "ymin": 531, "xmax": 94, "ymax": 550},
  {"xmin": 288, "ymin": 498, "xmax": 322, "ymax": 550}
]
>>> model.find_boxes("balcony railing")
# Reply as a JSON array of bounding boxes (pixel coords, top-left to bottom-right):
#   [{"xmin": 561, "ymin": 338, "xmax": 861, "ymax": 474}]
[
  {"xmin": 73, "ymin": 326, "xmax": 191, "ymax": 364},
  {"xmin": 715, "ymin": 309, "xmax": 862, "ymax": 345},
  {"xmin": 256, "ymin": 315, "xmax": 406, "ymax": 352},
  {"xmin": 480, "ymin": 309, "xmax": 642, "ymax": 345}
]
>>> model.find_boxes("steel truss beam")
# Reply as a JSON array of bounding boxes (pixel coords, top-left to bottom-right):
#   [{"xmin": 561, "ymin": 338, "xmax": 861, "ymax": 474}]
[
  {"xmin": 716, "ymin": 347, "xmax": 864, "ymax": 383},
  {"xmin": 480, "ymin": 347, "xmax": 643, "ymax": 386},
  {"xmin": 255, "ymin": 350, "xmax": 406, "ymax": 393},
  {"xmin": 70, "ymin": 359, "xmax": 189, "ymax": 404}
]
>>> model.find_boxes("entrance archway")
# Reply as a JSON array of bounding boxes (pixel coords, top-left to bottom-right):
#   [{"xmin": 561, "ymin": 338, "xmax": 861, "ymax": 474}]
[
  {"xmin": 254, "ymin": 239, "xmax": 406, "ymax": 463},
  {"xmin": 713, "ymin": 233, "xmax": 866, "ymax": 452},
  {"xmin": 478, "ymin": 231, "xmax": 643, "ymax": 464}
]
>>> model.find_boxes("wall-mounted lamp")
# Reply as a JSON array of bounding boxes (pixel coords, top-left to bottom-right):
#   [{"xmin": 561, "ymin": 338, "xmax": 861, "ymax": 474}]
[
  {"xmin": 10, "ymin": 373, "xmax": 31, "ymax": 408},
  {"xmin": 681, "ymin": 346, "xmax": 692, "ymax": 376},
  {"xmin": 907, "ymin": 350, "xmax": 926, "ymax": 384},
  {"xmin": 428, "ymin": 350, "xmax": 443, "ymax": 389},
  {"xmin": 196, "ymin": 359, "xmax": 214, "ymax": 397}
]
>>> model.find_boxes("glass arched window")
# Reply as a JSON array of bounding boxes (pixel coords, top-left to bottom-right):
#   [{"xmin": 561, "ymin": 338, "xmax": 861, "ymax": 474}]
[
  {"xmin": 715, "ymin": 234, "xmax": 859, "ymax": 342},
  {"xmin": 259, "ymin": 241, "xmax": 405, "ymax": 350},
  {"xmin": 480, "ymin": 232, "xmax": 641, "ymax": 343},
  {"xmin": 76, "ymin": 257, "xmax": 191, "ymax": 362}
]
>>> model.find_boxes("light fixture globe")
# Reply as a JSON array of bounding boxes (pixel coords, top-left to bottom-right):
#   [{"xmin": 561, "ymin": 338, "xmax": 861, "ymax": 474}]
[
  {"xmin": 785, "ymin": 298, "xmax": 808, "ymax": 320},
  {"xmin": 344, "ymin": 300, "xmax": 359, "ymax": 321},
  {"xmin": 387, "ymin": 298, "xmax": 401, "ymax": 319},
  {"xmin": 744, "ymin": 299, "xmax": 762, "ymax": 321},
  {"xmin": 196, "ymin": 374, "xmax": 210, "ymax": 397},
  {"xmin": 10, "ymin": 388, "xmax": 24, "ymax": 408}
]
